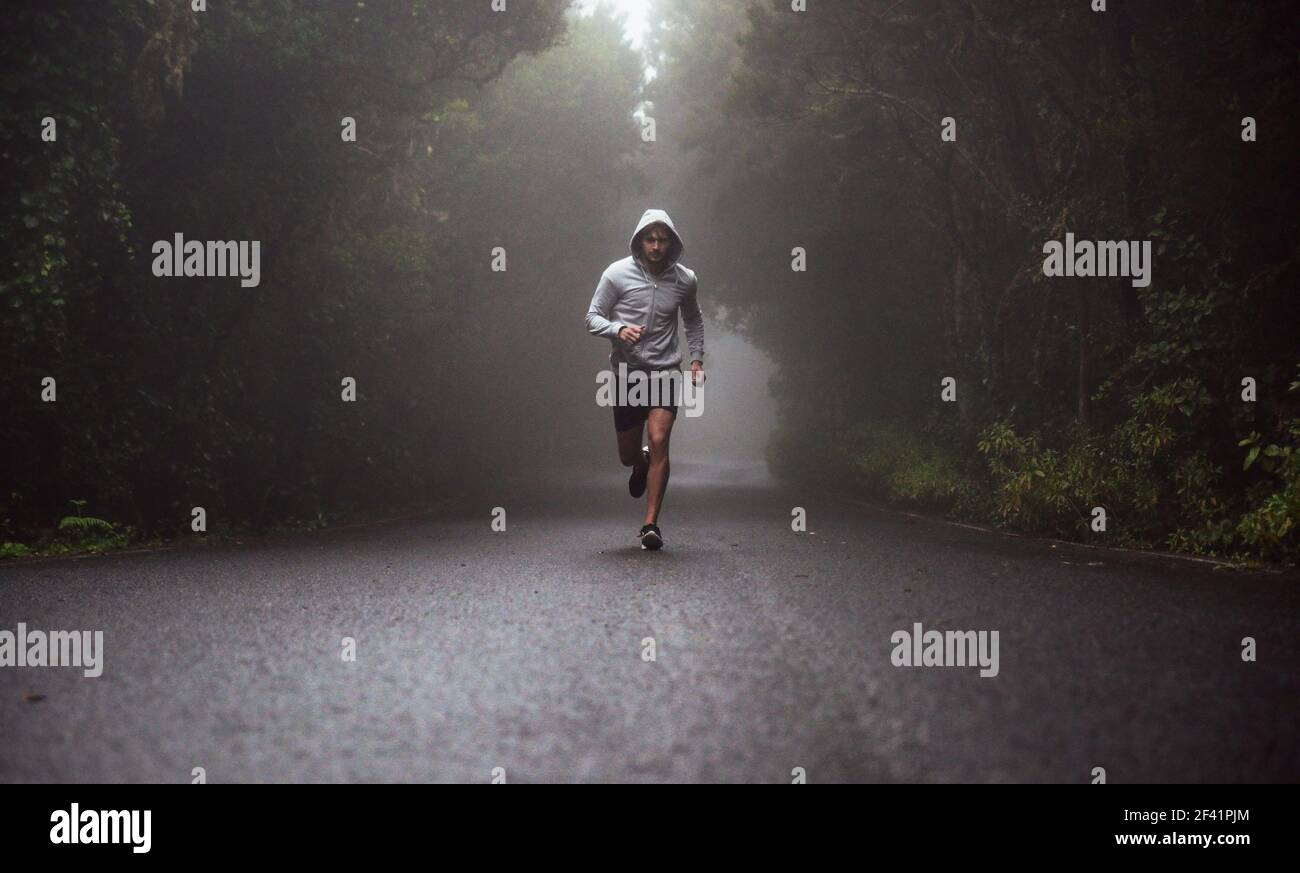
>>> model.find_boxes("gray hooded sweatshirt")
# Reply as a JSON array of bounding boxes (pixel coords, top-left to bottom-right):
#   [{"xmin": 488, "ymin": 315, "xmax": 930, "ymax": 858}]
[{"xmin": 585, "ymin": 209, "xmax": 705, "ymax": 370}]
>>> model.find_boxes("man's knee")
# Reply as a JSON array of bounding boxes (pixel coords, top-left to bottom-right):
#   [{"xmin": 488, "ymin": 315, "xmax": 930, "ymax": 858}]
[{"xmin": 647, "ymin": 429, "xmax": 671, "ymax": 457}]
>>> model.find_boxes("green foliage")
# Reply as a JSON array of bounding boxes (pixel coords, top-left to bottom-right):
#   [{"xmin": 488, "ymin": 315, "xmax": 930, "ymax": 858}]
[
  {"xmin": 805, "ymin": 403, "xmax": 1298, "ymax": 560},
  {"xmin": 669, "ymin": 0, "xmax": 1300, "ymax": 563},
  {"xmin": 58, "ymin": 515, "xmax": 114, "ymax": 534},
  {"xmin": 53, "ymin": 499, "xmax": 126, "ymax": 554},
  {"xmin": 2, "ymin": 1, "xmax": 637, "ymax": 547},
  {"xmin": 978, "ymin": 421, "xmax": 1105, "ymax": 537},
  {"xmin": 1237, "ymin": 486, "xmax": 1299, "ymax": 557},
  {"xmin": 1234, "ymin": 388, "xmax": 1300, "ymax": 557},
  {"xmin": 1, "ymin": 542, "xmax": 33, "ymax": 559},
  {"xmin": 832, "ymin": 421, "xmax": 979, "ymax": 513},
  {"xmin": 845, "ymin": 421, "xmax": 926, "ymax": 491},
  {"xmin": 889, "ymin": 456, "xmax": 972, "ymax": 510}
]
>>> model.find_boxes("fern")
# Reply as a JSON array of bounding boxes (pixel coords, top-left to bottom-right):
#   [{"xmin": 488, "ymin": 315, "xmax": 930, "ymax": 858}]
[{"xmin": 58, "ymin": 515, "xmax": 114, "ymax": 533}]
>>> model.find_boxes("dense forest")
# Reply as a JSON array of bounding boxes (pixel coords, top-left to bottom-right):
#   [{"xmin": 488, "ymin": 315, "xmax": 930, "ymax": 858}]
[
  {"xmin": 3, "ymin": 1, "xmax": 648, "ymax": 552},
  {"xmin": 645, "ymin": 0, "xmax": 1300, "ymax": 560},
  {"xmin": 3, "ymin": 1, "xmax": 1297, "ymax": 562}
]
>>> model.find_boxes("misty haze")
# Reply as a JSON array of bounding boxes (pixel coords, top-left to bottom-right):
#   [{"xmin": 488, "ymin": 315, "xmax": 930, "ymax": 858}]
[{"xmin": 1, "ymin": 0, "xmax": 1296, "ymax": 792}]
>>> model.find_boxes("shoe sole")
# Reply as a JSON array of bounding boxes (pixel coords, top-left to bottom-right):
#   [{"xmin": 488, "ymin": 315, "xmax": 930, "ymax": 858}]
[{"xmin": 640, "ymin": 530, "xmax": 663, "ymax": 550}]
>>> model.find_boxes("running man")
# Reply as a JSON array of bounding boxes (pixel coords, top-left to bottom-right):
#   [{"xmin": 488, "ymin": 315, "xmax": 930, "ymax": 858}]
[{"xmin": 585, "ymin": 209, "xmax": 705, "ymax": 550}]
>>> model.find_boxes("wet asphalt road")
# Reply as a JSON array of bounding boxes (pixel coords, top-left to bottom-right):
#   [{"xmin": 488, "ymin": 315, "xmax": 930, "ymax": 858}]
[{"xmin": 1, "ymin": 461, "xmax": 1296, "ymax": 783}]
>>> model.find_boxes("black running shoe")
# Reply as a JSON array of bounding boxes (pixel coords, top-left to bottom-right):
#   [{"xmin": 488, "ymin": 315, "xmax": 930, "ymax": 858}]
[
  {"xmin": 639, "ymin": 522, "xmax": 663, "ymax": 550},
  {"xmin": 629, "ymin": 446, "xmax": 650, "ymax": 498}
]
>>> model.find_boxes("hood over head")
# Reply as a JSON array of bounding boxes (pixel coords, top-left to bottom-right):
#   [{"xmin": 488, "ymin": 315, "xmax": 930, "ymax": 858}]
[{"xmin": 629, "ymin": 208, "xmax": 684, "ymax": 268}]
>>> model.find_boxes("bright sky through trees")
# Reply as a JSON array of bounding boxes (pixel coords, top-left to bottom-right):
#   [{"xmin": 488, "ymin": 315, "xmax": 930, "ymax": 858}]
[{"xmin": 574, "ymin": 0, "xmax": 651, "ymax": 48}]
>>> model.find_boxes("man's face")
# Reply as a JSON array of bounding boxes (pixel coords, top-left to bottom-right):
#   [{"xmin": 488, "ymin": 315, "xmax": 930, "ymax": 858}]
[{"xmin": 639, "ymin": 225, "xmax": 673, "ymax": 266}]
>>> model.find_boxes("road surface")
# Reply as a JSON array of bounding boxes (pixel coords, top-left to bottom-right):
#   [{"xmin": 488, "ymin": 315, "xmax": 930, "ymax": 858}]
[{"xmin": 2, "ymin": 461, "xmax": 1296, "ymax": 782}]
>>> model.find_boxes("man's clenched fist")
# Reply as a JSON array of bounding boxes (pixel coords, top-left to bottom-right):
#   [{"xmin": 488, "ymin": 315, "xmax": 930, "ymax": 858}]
[{"xmin": 618, "ymin": 324, "xmax": 645, "ymax": 343}]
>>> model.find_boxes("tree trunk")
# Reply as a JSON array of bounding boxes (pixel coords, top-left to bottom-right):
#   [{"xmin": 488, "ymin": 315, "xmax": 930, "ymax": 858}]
[{"xmin": 1076, "ymin": 282, "xmax": 1091, "ymax": 427}]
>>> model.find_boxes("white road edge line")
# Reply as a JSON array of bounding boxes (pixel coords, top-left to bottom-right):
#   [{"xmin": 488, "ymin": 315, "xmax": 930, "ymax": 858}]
[{"xmin": 846, "ymin": 498, "xmax": 1245, "ymax": 569}]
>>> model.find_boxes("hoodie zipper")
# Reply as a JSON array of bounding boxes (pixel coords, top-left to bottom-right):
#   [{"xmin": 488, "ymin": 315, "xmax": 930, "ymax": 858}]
[{"xmin": 635, "ymin": 259, "xmax": 660, "ymax": 363}]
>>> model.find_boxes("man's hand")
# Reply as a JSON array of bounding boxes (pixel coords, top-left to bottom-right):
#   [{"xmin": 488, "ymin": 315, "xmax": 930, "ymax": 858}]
[
  {"xmin": 618, "ymin": 324, "xmax": 645, "ymax": 344},
  {"xmin": 690, "ymin": 360, "xmax": 706, "ymax": 385}
]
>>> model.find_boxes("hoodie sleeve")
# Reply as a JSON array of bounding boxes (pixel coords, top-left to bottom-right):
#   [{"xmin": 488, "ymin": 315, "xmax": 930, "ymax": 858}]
[
  {"xmin": 585, "ymin": 269, "xmax": 624, "ymax": 340},
  {"xmin": 682, "ymin": 271, "xmax": 705, "ymax": 363}
]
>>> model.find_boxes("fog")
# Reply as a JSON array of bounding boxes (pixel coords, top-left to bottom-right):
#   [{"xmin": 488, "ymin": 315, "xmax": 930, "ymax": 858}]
[{"xmin": 4, "ymin": 0, "xmax": 1297, "ymax": 564}]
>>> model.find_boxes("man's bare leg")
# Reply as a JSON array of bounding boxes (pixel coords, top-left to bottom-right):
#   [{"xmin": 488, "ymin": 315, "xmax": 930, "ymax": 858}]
[{"xmin": 644, "ymin": 408, "xmax": 675, "ymax": 525}]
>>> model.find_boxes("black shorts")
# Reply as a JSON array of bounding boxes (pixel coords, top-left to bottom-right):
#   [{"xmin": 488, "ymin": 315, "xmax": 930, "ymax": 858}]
[{"xmin": 612, "ymin": 367, "xmax": 680, "ymax": 432}]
